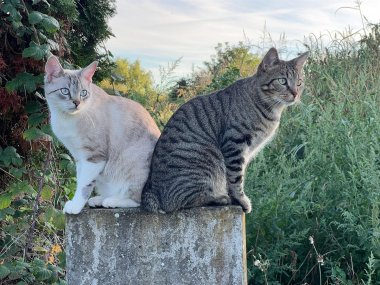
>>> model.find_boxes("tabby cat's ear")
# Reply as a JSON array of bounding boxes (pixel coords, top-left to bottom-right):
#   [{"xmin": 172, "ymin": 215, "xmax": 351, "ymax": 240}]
[
  {"xmin": 45, "ymin": 56, "xmax": 63, "ymax": 82},
  {"xmin": 292, "ymin": 51, "xmax": 309, "ymax": 69},
  {"xmin": 81, "ymin": 61, "xmax": 98, "ymax": 82},
  {"xmin": 259, "ymin": 48, "xmax": 279, "ymax": 72}
]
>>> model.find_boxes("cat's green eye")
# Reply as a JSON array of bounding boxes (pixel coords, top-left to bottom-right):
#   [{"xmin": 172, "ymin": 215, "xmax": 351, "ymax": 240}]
[
  {"xmin": 278, "ymin": 78, "xmax": 287, "ymax": 85},
  {"xmin": 60, "ymin": 88, "xmax": 70, "ymax": 95},
  {"xmin": 80, "ymin": 90, "xmax": 88, "ymax": 97}
]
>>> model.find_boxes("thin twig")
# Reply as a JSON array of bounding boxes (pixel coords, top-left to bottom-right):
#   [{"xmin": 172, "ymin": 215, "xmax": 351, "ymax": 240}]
[{"xmin": 24, "ymin": 141, "xmax": 52, "ymax": 258}]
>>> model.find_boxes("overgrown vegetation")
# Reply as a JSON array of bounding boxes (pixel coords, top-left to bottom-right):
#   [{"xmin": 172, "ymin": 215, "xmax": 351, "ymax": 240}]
[
  {"xmin": 1, "ymin": 0, "xmax": 379, "ymax": 284},
  {"xmin": 0, "ymin": 0, "xmax": 115, "ymax": 283}
]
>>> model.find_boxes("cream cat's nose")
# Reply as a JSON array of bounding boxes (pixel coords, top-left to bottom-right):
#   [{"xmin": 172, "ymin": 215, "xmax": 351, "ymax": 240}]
[{"xmin": 73, "ymin": 100, "xmax": 80, "ymax": 108}]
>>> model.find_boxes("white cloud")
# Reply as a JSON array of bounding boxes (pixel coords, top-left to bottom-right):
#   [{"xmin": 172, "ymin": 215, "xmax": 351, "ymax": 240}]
[{"xmin": 105, "ymin": 0, "xmax": 380, "ymax": 81}]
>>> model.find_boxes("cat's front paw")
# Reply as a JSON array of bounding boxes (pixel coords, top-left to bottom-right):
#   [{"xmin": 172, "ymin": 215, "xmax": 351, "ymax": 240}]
[{"xmin": 63, "ymin": 200, "xmax": 84, "ymax": 214}]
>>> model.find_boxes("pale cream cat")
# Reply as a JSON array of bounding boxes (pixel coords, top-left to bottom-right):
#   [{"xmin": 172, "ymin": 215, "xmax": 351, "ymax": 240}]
[{"xmin": 45, "ymin": 56, "xmax": 160, "ymax": 214}]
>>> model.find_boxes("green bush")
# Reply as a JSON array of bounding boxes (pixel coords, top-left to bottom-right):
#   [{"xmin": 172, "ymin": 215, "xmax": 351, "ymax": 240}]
[{"xmin": 245, "ymin": 25, "xmax": 380, "ymax": 284}]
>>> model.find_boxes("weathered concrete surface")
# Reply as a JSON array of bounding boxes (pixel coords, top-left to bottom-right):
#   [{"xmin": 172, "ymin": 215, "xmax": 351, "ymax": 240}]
[{"xmin": 66, "ymin": 206, "xmax": 247, "ymax": 285}]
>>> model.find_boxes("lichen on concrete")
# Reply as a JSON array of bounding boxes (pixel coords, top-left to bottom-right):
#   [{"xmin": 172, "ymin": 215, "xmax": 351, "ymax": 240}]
[{"xmin": 66, "ymin": 206, "xmax": 247, "ymax": 285}]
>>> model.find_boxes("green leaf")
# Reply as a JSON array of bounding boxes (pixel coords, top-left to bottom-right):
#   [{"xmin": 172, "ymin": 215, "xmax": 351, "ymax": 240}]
[
  {"xmin": 9, "ymin": 166, "xmax": 25, "ymax": 179},
  {"xmin": 25, "ymin": 101, "xmax": 42, "ymax": 113},
  {"xmin": 28, "ymin": 11, "xmax": 44, "ymax": 25},
  {"xmin": 29, "ymin": 261, "xmax": 48, "ymax": 282},
  {"xmin": 8, "ymin": 181, "xmax": 35, "ymax": 196},
  {"xmin": 59, "ymin": 153, "xmax": 73, "ymax": 161},
  {"xmin": 1, "ymin": 3, "xmax": 22, "ymax": 21},
  {"xmin": 0, "ymin": 146, "xmax": 22, "ymax": 167},
  {"xmin": 41, "ymin": 15, "xmax": 60, "ymax": 33},
  {"xmin": 32, "ymin": 0, "xmax": 50, "ymax": 6},
  {"xmin": 28, "ymin": 112, "xmax": 46, "ymax": 127},
  {"xmin": 23, "ymin": 127, "xmax": 46, "ymax": 141},
  {"xmin": 6, "ymin": 72, "xmax": 44, "ymax": 93},
  {"xmin": 22, "ymin": 42, "xmax": 50, "ymax": 60},
  {"xmin": 0, "ymin": 194, "xmax": 12, "ymax": 209},
  {"xmin": 43, "ymin": 206, "xmax": 65, "ymax": 230},
  {"xmin": 52, "ymin": 211, "xmax": 65, "ymax": 230},
  {"xmin": 0, "ymin": 207, "xmax": 15, "ymax": 220},
  {"xmin": 0, "ymin": 264, "xmax": 11, "ymax": 279},
  {"xmin": 41, "ymin": 186, "xmax": 53, "ymax": 201}
]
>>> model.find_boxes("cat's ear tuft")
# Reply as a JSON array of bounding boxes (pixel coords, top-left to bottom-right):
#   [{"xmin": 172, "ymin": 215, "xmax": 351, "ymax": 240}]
[
  {"xmin": 292, "ymin": 51, "xmax": 309, "ymax": 69},
  {"xmin": 45, "ymin": 56, "xmax": 63, "ymax": 82},
  {"xmin": 259, "ymin": 47, "xmax": 279, "ymax": 72},
  {"xmin": 81, "ymin": 61, "xmax": 98, "ymax": 82}
]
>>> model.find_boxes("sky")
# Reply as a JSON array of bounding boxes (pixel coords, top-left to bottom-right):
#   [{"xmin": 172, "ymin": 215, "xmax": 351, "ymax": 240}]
[{"xmin": 105, "ymin": 0, "xmax": 380, "ymax": 81}]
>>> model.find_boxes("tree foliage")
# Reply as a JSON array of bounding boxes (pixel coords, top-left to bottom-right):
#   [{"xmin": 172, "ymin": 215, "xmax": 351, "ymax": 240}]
[{"xmin": 100, "ymin": 58, "xmax": 153, "ymax": 98}]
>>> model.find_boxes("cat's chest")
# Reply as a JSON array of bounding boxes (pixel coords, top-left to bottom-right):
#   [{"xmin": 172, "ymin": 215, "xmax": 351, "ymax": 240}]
[
  {"xmin": 50, "ymin": 113, "xmax": 86, "ymax": 157},
  {"xmin": 244, "ymin": 123, "xmax": 279, "ymax": 162}
]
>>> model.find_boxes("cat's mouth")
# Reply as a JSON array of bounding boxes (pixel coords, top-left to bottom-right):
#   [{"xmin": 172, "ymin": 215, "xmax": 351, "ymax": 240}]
[{"xmin": 279, "ymin": 94, "xmax": 298, "ymax": 105}]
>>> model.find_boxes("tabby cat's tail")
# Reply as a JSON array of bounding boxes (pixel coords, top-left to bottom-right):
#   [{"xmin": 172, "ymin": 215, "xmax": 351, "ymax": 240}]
[{"xmin": 141, "ymin": 179, "xmax": 162, "ymax": 213}]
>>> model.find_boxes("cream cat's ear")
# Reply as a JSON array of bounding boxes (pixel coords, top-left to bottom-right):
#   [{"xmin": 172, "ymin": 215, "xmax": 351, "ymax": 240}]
[
  {"xmin": 259, "ymin": 47, "xmax": 279, "ymax": 72},
  {"xmin": 292, "ymin": 51, "xmax": 309, "ymax": 69},
  {"xmin": 45, "ymin": 56, "xmax": 63, "ymax": 82},
  {"xmin": 81, "ymin": 61, "xmax": 98, "ymax": 82}
]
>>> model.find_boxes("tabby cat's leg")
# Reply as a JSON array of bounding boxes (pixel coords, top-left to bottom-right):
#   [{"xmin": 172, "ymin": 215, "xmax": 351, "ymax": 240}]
[
  {"xmin": 63, "ymin": 160, "xmax": 105, "ymax": 214},
  {"xmin": 222, "ymin": 146, "xmax": 252, "ymax": 213}
]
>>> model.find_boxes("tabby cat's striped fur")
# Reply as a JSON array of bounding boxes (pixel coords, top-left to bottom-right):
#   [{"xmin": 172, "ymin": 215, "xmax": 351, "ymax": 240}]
[{"xmin": 142, "ymin": 48, "xmax": 308, "ymax": 213}]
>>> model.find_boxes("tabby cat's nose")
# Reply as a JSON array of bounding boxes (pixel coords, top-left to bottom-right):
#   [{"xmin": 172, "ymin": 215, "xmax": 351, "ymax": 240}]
[
  {"xmin": 73, "ymin": 100, "xmax": 80, "ymax": 107},
  {"xmin": 289, "ymin": 87, "xmax": 297, "ymax": 97}
]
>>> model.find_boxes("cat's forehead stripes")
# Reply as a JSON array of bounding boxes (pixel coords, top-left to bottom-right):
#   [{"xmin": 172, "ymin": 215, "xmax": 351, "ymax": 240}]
[{"xmin": 64, "ymin": 73, "xmax": 87, "ymax": 92}]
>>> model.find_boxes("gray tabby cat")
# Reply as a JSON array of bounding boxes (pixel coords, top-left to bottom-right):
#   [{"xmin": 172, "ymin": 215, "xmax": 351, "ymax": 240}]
[
  {"xmin": 45, "ymin": 56, "xmax": 160, "ymax": 214},
  {"xmin": 141, "ymin": 48, "xmax": 308, "ymax": 213}
]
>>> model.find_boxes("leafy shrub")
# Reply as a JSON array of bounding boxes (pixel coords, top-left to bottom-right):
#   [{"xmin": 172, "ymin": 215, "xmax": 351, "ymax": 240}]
[{"xmin": 245, "ymin": 25, "xmax": 380, "ymax": 284}]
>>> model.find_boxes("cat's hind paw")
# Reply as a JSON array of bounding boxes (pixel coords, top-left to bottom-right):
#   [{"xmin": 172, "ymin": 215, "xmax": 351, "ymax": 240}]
[
  {"xmin": 63, "ymin": 200, "xmax": 84, "ymax": 214},
  {"xmin": 102, "ymin": 197, "xmax": 140, "ymax": 208},
  {"xmin": 88, "ymin": 196, "xmax": 104, "ymax": 207}
]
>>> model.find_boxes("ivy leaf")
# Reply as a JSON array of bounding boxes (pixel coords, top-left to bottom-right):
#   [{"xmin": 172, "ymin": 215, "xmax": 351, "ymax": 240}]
[
  {"xmin": 0, "ymin": 194, "xmax": 12, "ymax": 210},
  {"xmin": 1, "ymin": 3, "xmax": 22, "ymax": 21},
  {"xmin": 25, "ymin": 101, "xmax": 42, "ymax": 113},
  {"xmin": 8, "ymin": 181, "xmax": 35, "ymax": 197},
  {"xmin": 28, "ymin": 112, "xmax": 46, "ymax": 127},
  {"xmin": 9, "ymin": 166, "xmax": 26, "ymax": 179},
  {"xmin": 0, "ymin": 264, "xmax": 11, "ymax": 279},
  {"xmin": 28, "ymin": 11, "xmax": 44, "ymax": 25},
  {"xmin": 41, "ymin": 186, "xmax": 53, "ymax": 201},
  {"xmin": 6, "ymin": 72, "xmax": 44, "ymax": 93},
  {"xmin": 0, "ymin": 146, "xmax": 22, "ymax": 167},
  {"xmin": 22, "ymin": 42, "xmax": 50, "ymax": 60},
  {"xmin": 41, "ymin": 15, "xmax": 60, "ymax": 33},
  {"xmin": 32, "ymin": 0, "xmax": 50, "ymax": 6},
  {"xmin": 23, "ymin": 127, "xmax": 46, "ymax": 141},
  {"xmin": 43, "ymin": 206, "xmax": 65, "ymax": 230},
  {"xmin": 31, "ymin": 260, "xmax": 51, "ymax": 281},
  {"xmin": 0, "ymin": 207, "xmax": 15, "ymax": 220}
]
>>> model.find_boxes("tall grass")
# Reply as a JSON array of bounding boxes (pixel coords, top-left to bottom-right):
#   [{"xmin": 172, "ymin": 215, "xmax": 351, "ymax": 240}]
[{"xmin": 245, "ymin": 24, "xmax": 380, "ymax": 284}]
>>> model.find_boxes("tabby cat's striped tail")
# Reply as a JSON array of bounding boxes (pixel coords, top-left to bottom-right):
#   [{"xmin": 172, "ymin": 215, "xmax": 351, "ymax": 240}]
[{"xmin": 141, "ymin": 178, "xmax": 162, "ymax": 213}]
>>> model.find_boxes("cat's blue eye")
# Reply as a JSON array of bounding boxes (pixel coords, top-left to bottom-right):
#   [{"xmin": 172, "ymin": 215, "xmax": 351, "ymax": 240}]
[
  {"xmin": 80, "ymin": 90, "xmax": 88, "ymax": 97},
  {"xmin": 278, "ymin": 78, "xmax": 287, "ymax": 85},
  {"xmin": 60, "ymin": 88, "xmax": 70, "ymax": 95}
]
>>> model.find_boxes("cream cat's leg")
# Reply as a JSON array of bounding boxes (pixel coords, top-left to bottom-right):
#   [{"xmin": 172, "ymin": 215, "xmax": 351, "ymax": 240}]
[{"xmin": 63, "ymin": 160, "xmax": 105, "ymax": 214}]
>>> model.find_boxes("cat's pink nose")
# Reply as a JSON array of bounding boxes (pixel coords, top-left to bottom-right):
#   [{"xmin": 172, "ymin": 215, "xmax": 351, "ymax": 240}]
[
  {"xmin": 289, "ymin": 87, "xmax": 297, "ymax": 97},
  {"xmin": 73, "ymin": 100, "xmax": 80, "ymax": 107}
]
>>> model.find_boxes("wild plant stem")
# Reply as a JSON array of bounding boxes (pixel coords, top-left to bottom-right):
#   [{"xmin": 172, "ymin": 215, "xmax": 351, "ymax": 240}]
[{"xmin": 24, "ymin": 141, "xmax": 52, "ymax": 259}]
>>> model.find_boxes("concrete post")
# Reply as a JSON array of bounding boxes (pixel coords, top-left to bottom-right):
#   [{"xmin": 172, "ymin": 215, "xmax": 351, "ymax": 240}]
[{"xmin": 65, "ymin": 206, "xmax": 247, "ymax": 285}]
